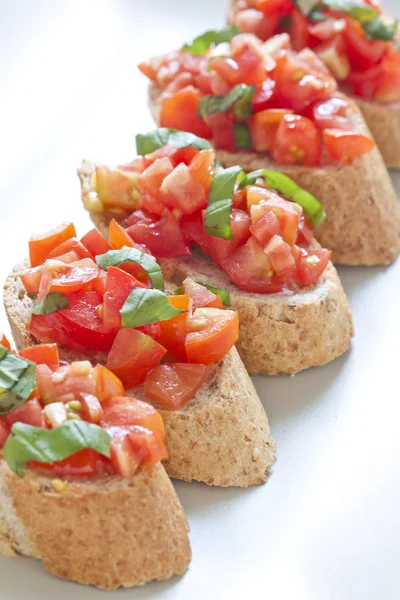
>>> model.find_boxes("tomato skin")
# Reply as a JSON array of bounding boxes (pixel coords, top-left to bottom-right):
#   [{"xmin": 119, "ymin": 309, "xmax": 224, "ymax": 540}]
[
  {"xmin": 106, "ymin": 329, "xmax": 167, "ymax": 390},
  {"xmin": 36, "ymin": 363, "xmax": 96, "ymax": 405},
  {"xmin": 182, "ymin": 278, "xmax": 223, "ymax": 310},
  {"xmin": 249, "ymin": 108, "xmax": 293, "ymax": 152},
  {"xmin": 250, "ymin": 210, "xmax": 281, "ymax": 247},
  {"xmin": 108, "ymin": 218, "xmax": 137, "ymax": 250},
  {"xmin": 80, "ymin": 394, "xmax": 104, "ymax": 424},
  {"xmin": 188, "ymin": 149, "xmax": 215, "ymax": 192},
  {"xmin": 208, "ymin": 113, "xmax": 236, "ymax": 152},
  {"xmin": 81, "ymin": 228, "xmax": 112, "ymax": 258},
  {"xmin": 250, "ymin": 194, "xmax": 301, "ymax": 246},
  {"xmin": 126, "ymin": 209, "xmax": 189, "ymax": 258},
  {"xmin": 230, "ymin": 36, "xmax": 267, "ymax": 86},
  {"xmin": 106, "ymin": 425, "xmax": 167, "ymax": 477},
  {"xmin": 205, "ymin": 208, "xmax": 252, "ymax": 265},
  {"xmin": 144, "ymin": 363, "xmax": 208, "ymax": 410},
  {"xmin": 20, "ymin": 265, "xmax": 43, "ymax": 294},
  {"xmin": 272, "ymin": 114, "xmax": 322, "ymax": 166},
  {"xmin": 160, "ymin": 86, "xmax": 213, "ymax": 139},
  {"xmin": 47, "ymin": 238, "xmax": 93, "ymax": 261},
  {"xmin": 185, "ymin": 308, "xmax": 239, "ymax": 365},
  {"xmin": 159, "ymin": 296, "xmax": 191, "ymax": 362},
  {"xmin": 42, "ymin": 258, "xmax": 100, "ymax": 296},
  {"xmin": 3, "ymin": 398, "xmax": 45, "ymax": 429},
  {"xmin": 344, "ymin": 17, "xmax": 388, "ymax": 70},
  {"xmin": 323, "ymin": 129, "xmax": 375, "ymax": 163},
  {"xmin": 297, "ymin": 248, "xmax": 332, "ymax": 285},
  {"xmin": 289, "ymin": 8, "xmax": 311, "ymax": 52},
  {"xmin": 160, "ymin": 162, "xmax": 208, "ymax": 215},
  {"xmin": 0, "ymin": 333, "xmax": 11, "ymax": 351},
  {"xmin": 31, "ymin": 449, "xmax": 98, "ymax": 477},
  {"xmin": 29, "ymin": 223, "xmax": 76, "ymax": 268},
  {"xmin": 138, "ymin": 157, "xmax": 175, "ymax": 215},
  {"xmin": 92, "ymin": 364, "xmax": 124, "ymax": 402},
  {"xmin": 297, "ymin": 214, "xmax": 314, "ymax": 246},
  {"xmin": 19, "ymin": 344, "xmax": 60, "ymax": 369},
  {"xmin": 102, "ymin": 266, "xmax": 145, "ymax": 334},
  {"xmin": 180, "ymin": 211, "xmax": 210, "ymax": 255},
  {"xmin": 312, "ymin": 97, "xmax": 352, "ymax": 131},
  {"xmin": 264, "ymin": 234, "xmax": 296, "ymax": 276},
  {"xmin": 101, "ymin": 397, "xmax": 164, "ymax": 442},
  {"xmin": 252, "ymin": 79, "xmax": 276, "ymax": 112}
]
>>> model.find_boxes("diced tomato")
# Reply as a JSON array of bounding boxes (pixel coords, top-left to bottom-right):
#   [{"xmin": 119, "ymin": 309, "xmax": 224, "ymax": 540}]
[
  {"xmin": 313, "ymin": 97, "xmax": 352, "ymax": 131},
  {"xmin": 230, "ymin": 35, "xmax": 267, "ymax": 86},
  {"xmin": 92, "ymin": 364, "xmax": 125, "ymax": 403},
  {"xmin": 0, "ymin": 422, "xmax": 9, "ymax": 449},
  {"xmin": 297, "ymin": 248, "xmax": 332, "ymax": 285},
  {"xmin": 138, "ymin": 157, "xmax": 175, "ymax": 215},
  {"xmin": 314, "ymin": 36, "xmax": 351, "ymax": 81},
  {"xmin": 249, "ymin": 108, "xmax": 293, "ymax": 152},
  {"xmin": 160, "ymin": 86, "xmax": 213, "ymax": 139},
  {"xmin": 210, "ymin": 71, "xmax": 232, "ymax": 95},
  {"xmin": 105, "ymin": 426, "xmax": 142, "ymax": 478},
  {"xmin": 126, "ymin": 209, "xmax": 189, "ymax": 258},
  {"xmin": 205, "ymin": 208, "xmax": 252, "ymax": 265},
  {"xmin": 36, "ymin": 362, "xmax": 96, "ymax": 404},
  {"xmin": 3, "ymin": 398, "xmax": 45, "ymax": 429},
  {"xmin": 250, "ymin": 193, "xmax": 301, "ymax": 246},
  {"xmin": 289, "ymin": 8, "xmax": 311, "ymax": 52},
  {"xmin": 159, "ymin": 296, "xmax": 191, "ymax": 362},
  {"xmin": 30, "ymin": 291, "xmax": 115, "ymax": 352},
  {"xmin": 297, "ymin": 214, "xmax": 314, "ymax": 246},
  {"xmin": 252, "ymin": 79, "xmax": 276, "ymax": 112},
  {"xmin": 31, "ymin": 449, "xmax": 98, "ymax": 477},
  {"xmin": 80, "ymin": 228, "xmax": 112, "ymax": 258},
  {"xmin": 20, "ymin": 265, "xmax": 43, "ymax": 294},
  {"xmin": 188, "ymin": 149, "xmax": 215, "ymax": 192},
  {"xmin": 169, "ymin": 146, "xmax": 199, "ymax": 167},
  {"xmin": 0, "ymin": 333, "xmax": 11, "ymax": 351},
  {"xmin": 95, "ymin": 165, "xmax": 141, "ymax": 210},
  {"xmin": 309, "ymin": 18, "xmax": 346, "ymax": 42},
  {"xmin": 250, "ymin": 210, "xmax": 281, "ymax": 246},
  {"xmin": 344, "ymin": 17, "xmax": 388, "ymax": 70},
  {"xmin": 161, "ymin": 163, "xmax": 208, "ymax": 215},
  {"xmin": 118, "ymin": 156, "xmax": 150, "ymax": 173},
  {"xmin": 235, "ymin": 8, "xmax": 280, "ymax": 40},
  {"xmin": 106, "ymin": 329, "xmax": 167, "ymax": 389},
  {"xmin": 127, "ymin": 425, "xmax": 167, "ymax": 467},
  {"xmin": 102, "ymin": 266, "xmax": 145, "ymax": 334},
  {"xmin": 138, "ymin": 60, "xmax": 158, "ymax": 81},
  {"xmin": 136, "ymin": 322, "xmax": 162, "ymax": 340},
  {"xmin": 209, "ymin": 56, "xmax": 241, "ymax": 85},
  {"xmin": 208, "ymin": 113, "xmax": 236, "ymax": 152},
  {"xmin": 182, "ymin": 278, "xmax": 223, "ymax": 309},
  {"xmin": 180, "ymin": 211, "xmax": 210, "ymax": 254},
  {"xmin": 50, "ymin": 251, "xmax": 80, "ymax": 264},
  {"xmin": 272, "ymin": 114, "xmax": 322, "ymax": 166},
  {"xmin": 144, "ymin": 363, "xmax": 208, "ymax": 410},
  {"xmin": 257, "ymin": 0, "xmax": 293, "ymax": 18},
  {"xmin": 185, "ymin": 307, "xmax": 239, "ymax": 365},
  {"xmin": 101, "ymin": 397, "xmax": 164, "ymax": 441},
  {"xmin": 108, "ymin": 218, "xmax": 136, "ymax": 250},
  {"xmin": 264, "ymin": 234, "xmax": 296, "ymax": 276},
  {"xmin": 323, "ymin": 129, "xmax": 375, "ymax": 163},
  {"xmin": 80, "ymin": 394, "xmax": 104, "ymax": 424},
  {"xmin": 47, "ymin": 238, "xmax": 93, "ymax": 261},
  {"xmin": 19, "ymin": 344, "xmax": 60, "ymax": 368},
  {"xmin": 40, "ymin": 258, "xmax": 100, "ymax": 296},
  {"xmin": 221, "ymin": 237, "xmax": 283, "ymax": 294},
  {"xmin": 29, "ymin": 223, "xmax": 76, "ymax": 268}
]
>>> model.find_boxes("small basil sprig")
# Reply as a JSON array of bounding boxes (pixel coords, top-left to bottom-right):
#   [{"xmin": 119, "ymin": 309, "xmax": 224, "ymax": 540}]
[
  {"xmin": 173, "ymin": 281, "xmax": 231, "ymax": 306},
  {"xmin": 136, "ymin": 128, "xmax": 215, "ymax": 157},
  {"xmin": 182, "ymin": 25, "xmax": 241, "ymax": 55},
  {"xmin": 204, "ymin": 166, "xmax": 245, "ymax": 239},
  {"xmin": 121, "ymin": 288, "xmax": 183, "ymax": 328},
  {"xmin": 233, "ymin": 122, "xmax": 252, "ymax": 149},
  {"xmin": 96, "ymin": 247, "xmax": 164, "ymax": 290},
  {"xmin": 363, "ymin": 16, "xmax": 398, "ymax": 41},
  {"xmin": 241, "ymin": 170, "xmax": 326, "ymax": 228},
  {"xmin": 3, "ymin": 421, "xmax": 111, "ymax": 477},
  {"xmin": 32, "ymin": 292, "xmax": 69, "ymax": 315},
  {"xmin": 313, "ymin": 0, "xmax": 378, "ymax": 22},
  {"xmin": 198, "ymin": 84, "xmax": 256, "ymax": 120},
  {"xmin": 0, "ymin": 347, "xmax": 36, "ymax": 417}
]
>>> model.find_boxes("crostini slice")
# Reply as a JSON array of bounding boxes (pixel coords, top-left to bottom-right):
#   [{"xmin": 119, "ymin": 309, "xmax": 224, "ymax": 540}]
[
  {"xmin": 77, "ymin": 131, "xmax": 354, "ymax": 376},
  {"xmin": 142, "ymin": 28, "xmax": 400, "ymax": 265},
  {"xmin": 228, "ymin": 0, "xmax": 400, "ymax": 169},
  {"xmin": 0, "ymin": 341, "xmax": 191, "ymax": 589},
  {"xmin": 4, "ymin": 245, "xmax": 276, "ymax": 487}
]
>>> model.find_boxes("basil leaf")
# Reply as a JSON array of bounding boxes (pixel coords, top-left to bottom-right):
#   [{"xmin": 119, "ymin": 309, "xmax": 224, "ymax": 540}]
[
  {"xmin": 205, "ymin": 166, "xmax": 245, "ymax": 239},
  {"xmin": 233, "ymin": 122, "xmax": 252, "ymax": 149},
  {"xmin": 96, "ymin": 247, "xmax": 164, "ymax": 290},
  {"xmin": 318, "ymin": 0, "xmax": 378, "ymax": 23},
  {"xmin": 363, "ymin": 16, "xmax": 398, "ymax": 41},
  {"xmin": 196, "ymin": 282, "xmax": 231, "ymax": 306},
  {"xmin": 198, "ymin": 84, "xmax": 255, "ymax": 119},
  {"xmin": 32, "ymin": 292, "xmax": 69, "ymax": 315},
  {"xmin": 241, "ymin": 169, "xmax": 326, "ymax": 228},
  {"xmin": 0, "ymin": 349, "xmax": 36, "ymax": 416},
  {"xmin": 3, "ymin": 421, "xmax": 111, "ymax": 477},
  {"xmin": 121, "ymin": 288, "xmax": 183, "ymax": 328},
  {"xmin": 172, "ymin": 285, "xmax": 183, "ymax": 295},
  {"xmin": 182, "ymin": 25, "xmax": 241, "ymax": 55},
  {"xmin": 136, "ymin": 128, "xmax": 214, "ymax": 157}
]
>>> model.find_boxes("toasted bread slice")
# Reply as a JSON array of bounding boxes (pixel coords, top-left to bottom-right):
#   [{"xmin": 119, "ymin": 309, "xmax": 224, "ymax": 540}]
[
  {"xmin": 148, "ymin": 84, "xmax": 400, "ymax": 265},
  {"xmin": 0, "ymin": 460, "xmax": 191, "ymax": 589},
  {"xmin": 78, "ymin": 162, "xmax": 354, "ymax": 376},
  {"xmin": 4, "ymin": 261, "xmax": 276, "ymax": 487}
]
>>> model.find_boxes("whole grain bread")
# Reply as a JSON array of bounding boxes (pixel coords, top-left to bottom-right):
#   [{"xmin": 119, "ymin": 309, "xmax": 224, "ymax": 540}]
[
  {"xmin": 227, "ymin": 0, "xmax": 400, "ymax": 171},
  {"xmin": 3, "ymin": 261, "xmax": 276, "ymax": 487},
  {"xmin": 149, "ymin": 84, "xmax": 400, "ymax": 266},
  {"xmin": 0, "ymin": 460, "xmax": 191, "ymax": 589},
  {"xmin": 79, "ymin": 162, "xmax": 354, "ymax": 376}
]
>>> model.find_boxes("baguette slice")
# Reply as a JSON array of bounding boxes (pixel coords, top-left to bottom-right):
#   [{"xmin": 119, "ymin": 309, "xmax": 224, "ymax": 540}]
[
  {"xmin": 79, "ymin": 162, "xmax": 354, "ymax": 376},
  {"xmin": 149, "ymin": 84, "xmax": 400, "ymax": 265},
  {"xmin": 0, "ymin": 461, "xmax": 191, "ymax": 589},
  {"xmin": 227, "ymin": 0, "xmax": 400, "ymax": 170},
  {"xmin": 4, "ymin": 261, "xmax": 276, "ymax": 487}
]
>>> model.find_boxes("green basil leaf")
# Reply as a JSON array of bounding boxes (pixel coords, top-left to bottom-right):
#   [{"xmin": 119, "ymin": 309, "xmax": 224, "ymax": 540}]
[
  {"xmin": 195, "ymin": 282, "xmax": 231, "ymax": 306},
  {"xmin": 182, "ymin": 25, "xmax": 241, "ymax": 55},
  {"xmin": 241, "ymin": 170, "xmax": 326, "ymax": 228},
  {"xmin": 363, "ymin": 16, "xmax": 398, "ymax": 40},
  {"xmin": 172, "ymin": 285, "xmax": 183, "ymax": 295},
  {"xmin": 96, "ymin": 247, "xmax": 164, "ymax": 290},
  {"xmin": 136, "ymin": 128, "xmax": 214, "ymax": 156},
  {"xmin": 121, "ymin": 288, "xmax": 183, "ymax": 328},
  {"xmin": 318, "ymin": 0, "xmax": 378, "ymax": 23},
  {"xmin": 0, "ymin": 349, "xmax": 37, "ymax": 416},
  {"xmin": 198, "ymin": 84, "xmax": 255, "ymax": 119},
  {"xmin": 32, "ymin": 292, "xmax": 69, "ymax": 315},
  {"xmin": 3, "ymin": 421, "xmax": 111, "ymax": 477},
  {"xmin": 205, "ymin": 166, "xmax": 245, "ymax": 239},
  {"xmin": 233, "ymin": 122, "xmax": 252, "ymax": 149}
]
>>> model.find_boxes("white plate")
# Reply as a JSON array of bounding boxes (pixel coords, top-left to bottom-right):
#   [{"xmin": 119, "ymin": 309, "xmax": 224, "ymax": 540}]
[{"xmin": 1, "ymin": 1, "xmax": 400, "ymax": 598}]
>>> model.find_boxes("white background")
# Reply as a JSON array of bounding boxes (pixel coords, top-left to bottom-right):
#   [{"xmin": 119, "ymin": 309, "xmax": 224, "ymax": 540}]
[{"xmin": 1, "ymin": 1, "xmax": 400, "ymax": 598}]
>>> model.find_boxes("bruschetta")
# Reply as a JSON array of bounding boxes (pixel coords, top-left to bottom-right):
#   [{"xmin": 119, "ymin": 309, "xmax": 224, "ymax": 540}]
[
  {"xmin": 228, "ymin": 0, "xmax": 400, "ymax": 169},
  {"xmin": 0, "ymin": 338, "xmax": 191, "ymax": 589},
  {"xmin": 3, "ymin": 223, "xmax": 276, "ymax": 487},
  {"xmin": 140, "ymin": 27, "xmax": 400, "ymax": 265},
  {"xmin": 77, "ymin": 130, "xmax": 354, "ymax": 376}
]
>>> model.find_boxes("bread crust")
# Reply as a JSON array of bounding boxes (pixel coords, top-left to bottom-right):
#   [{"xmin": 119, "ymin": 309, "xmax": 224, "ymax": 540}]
[
  {"xmin": 149, "ymin": 83, "xmax": 400, "ymax": 266},
  {"xmin": 3, "ymin": 262, "xmax": 276, "ymax": 487},
  {"xmin": 79, "ymin": 163, "xmax": 354, "ymax": 376},
  {"xmin": 0, "ymin": 461, "xmax": 191, "ymax": 589}
]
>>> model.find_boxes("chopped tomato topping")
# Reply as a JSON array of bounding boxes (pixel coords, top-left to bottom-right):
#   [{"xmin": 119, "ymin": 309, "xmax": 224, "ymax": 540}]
[
  {"xmin": 92, "ymin": 364, "xmax": 125, "ymax": 402},
  {"xmin": 47, "ymin": 238, "xmax": 93, "ymax": 261},
  {"xmin": 205, "ymin": 208, "xmax": 252, "ymax": 265},
  {"xmin": 126, "ymin": 209, "xmax": 190, "ymax": 258},
  {"xmin": 29, "ymin": 223, "xmax": 76, "ymax": 268},
  {"xmin": 144, "ymin": 363, "xmax": 208, "ymax": 409},
  {"xmin": 31, "ymin": 449, "xmax": 99, "ymax": 477},
  {"xmin": 160, "ymin": 86, "xmax": 213, "ymax": 139},
  {"xmin": 80, "ymin": 228, "xmax": 112, "ymax": 257},
  {"xmin": 323, "ymin": 129, "xmax": 376, "ymax": 163},
  {"xmin": 19, "ymin": 344, "xmax": 60, "ymax": 369},
  {"xmin": 182, "ymin": 278, "xmax": 223, "ymax": 310},
  {"xmin": 102, "ymin": 266, "xmax": 145, "ymax": 334},
  {"xmin": 297, "ymin": 248, "xmax": 332, "ymax": 285},
  {"xmin": 185, "ymin": 308, "xmax": 239, "ymax": 365},
  {"xmin": 272, "ymin": 114, "xmax": 322, "ymax": 167},
  {"xmin": 0, "ymin": 333, "xmax": 11, "ymax": 351}
]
